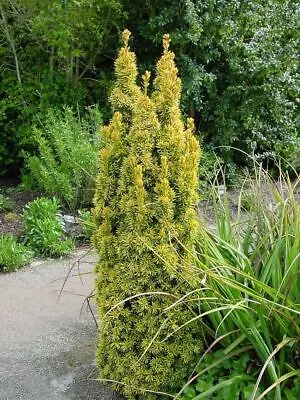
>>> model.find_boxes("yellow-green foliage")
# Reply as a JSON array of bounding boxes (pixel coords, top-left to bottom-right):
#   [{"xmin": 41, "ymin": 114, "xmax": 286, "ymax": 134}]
[{"xmin": 93, "ymin": 30, "xmax": 201, "ymax": 399}]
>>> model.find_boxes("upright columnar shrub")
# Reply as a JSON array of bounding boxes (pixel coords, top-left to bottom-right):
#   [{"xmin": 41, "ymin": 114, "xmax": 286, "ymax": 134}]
[{"xmin": 93, "ymin": 30, "xmax": 201, "ymax": 399}]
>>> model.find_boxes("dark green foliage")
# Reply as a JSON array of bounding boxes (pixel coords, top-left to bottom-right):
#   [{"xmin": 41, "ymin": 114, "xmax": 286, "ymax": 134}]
[
  {"xmin": 93, "ymin": 31, "xmax": 201, "ymax": 399},
  {"xmin": 23, "ymin": 197, "xmax": 74, "ymax": 256},
  {"xmin": 1, "ymin": 0, "xmax": 298, "ymax": 176},
  {"xmin": 0, "ymin": 234, "xmax": 33, "ymax": 272},
  {"xmin": 0, "ymin": 33, "xmax": 88, "ymax": 176},
  {"xmin": 122, "ymin": 0, "xmax": 300, "ymax": 168},
  {"xmin": 0, "ymin": 0, "xmax": 123, "ymax": 175},
  {"xmin": 24, "ymin": 106, "xmax": 102, "ymax": 210}
]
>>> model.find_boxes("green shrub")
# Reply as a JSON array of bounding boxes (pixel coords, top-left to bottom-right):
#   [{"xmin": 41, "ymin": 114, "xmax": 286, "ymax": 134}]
[
  {"xmin": 0, "ymin": 193, "xmax": 14, "ymax": 212},
  {"xmin": 93, "ymin": 31, "xmax": 201, "ymax": 399},
  {"xmin": 23, "ymin": 197, "xmax": 74, "ymax": 257},
  {"xmin": 24, "ymin": 106, "xmax": 102, "ymax": 210},
  {"xmin": 0, "ymin": 234, "xmax": 33, "ymax": 272},
  {"xmin": 123, "ymin": 0, "xmax": 299, "ymax": 168},
  {"xmin": 0, "ymin": 0, "xmax": 123, "ymax": 176}
]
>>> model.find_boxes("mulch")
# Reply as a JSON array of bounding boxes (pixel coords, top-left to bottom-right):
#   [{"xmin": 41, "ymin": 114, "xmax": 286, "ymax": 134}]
[{"xmin": 0, "ymin": 176, "xmax": 41, "ymax": 237}]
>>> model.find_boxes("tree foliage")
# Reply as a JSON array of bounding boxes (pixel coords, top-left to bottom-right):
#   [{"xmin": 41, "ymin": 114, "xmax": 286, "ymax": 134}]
[
  {"xmin": 0, "ymin": 0, "xmax": 123, "ymax": 174},
  {"xmin": 0, "ymin": 0, "xmax": 298, "ymax": 175},
  {"xmin": 122, "ymin": 0, "xmax": 300, "ymax": 166},
  {"xmin": 93, "ymin": 31, "xmax": 201, "ymax": 399}
]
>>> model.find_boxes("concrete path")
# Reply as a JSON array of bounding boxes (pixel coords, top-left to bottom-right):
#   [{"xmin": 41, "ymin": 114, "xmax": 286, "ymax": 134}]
[{"xmin": 0, "ymin": 248, "xmax": 123, "ymax": 400}]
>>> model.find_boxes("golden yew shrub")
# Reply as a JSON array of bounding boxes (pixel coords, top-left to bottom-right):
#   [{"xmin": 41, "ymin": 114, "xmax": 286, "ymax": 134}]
[{"xmin": 93, "ymin": 30, "xmax": 201, "ymax": 399}]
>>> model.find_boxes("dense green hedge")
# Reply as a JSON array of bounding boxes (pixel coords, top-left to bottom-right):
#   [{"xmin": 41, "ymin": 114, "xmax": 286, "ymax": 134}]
[
  {"xmin": 1, "ymin": 0, "xmax": 298, "ymax": 175},
  {"xmin": 123, "ymin": 0, "xmax": 299, "ymax": 167}
]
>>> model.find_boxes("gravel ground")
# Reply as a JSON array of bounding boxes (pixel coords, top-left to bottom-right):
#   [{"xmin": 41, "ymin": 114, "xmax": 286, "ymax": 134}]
[{"xmin": 0, "ymin": 248, "xmax": 124, "ymax": 400}]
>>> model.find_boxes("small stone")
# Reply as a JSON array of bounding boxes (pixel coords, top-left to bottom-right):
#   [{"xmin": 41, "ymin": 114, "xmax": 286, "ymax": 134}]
[
  {"xmin": 63, "ymin": 215, "xmax": 76, "ymax": 224},
  {"xmin": 30, "ymin": 260, "xmax": 45, "ymax": 268}
]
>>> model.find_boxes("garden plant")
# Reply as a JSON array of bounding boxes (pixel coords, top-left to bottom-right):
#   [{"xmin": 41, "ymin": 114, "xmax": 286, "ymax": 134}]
[
  {"xmin": 176, "ymin": 167, "xmax": 300, "ymax": 400},
  {"xmin": 0, "ymin": 234, "xmax": 33, "ymax": 272},
  {"xmin": 93, "ymin": 30, "xmax": 201, "ymax": 398},
  {"xmin": 23, "ymin": 197, "xmax": 74, "ymax": 257},
  {"xmin": 24, "ymin": 106, "xmax": 102, "ymax": 210},
  {"xmin": 93, "ymin": 26, "xmax": 300, "ymax": 400},
  {"xmin": 0, "ymin": 1, "xmax": 299, "ymax": 399}
]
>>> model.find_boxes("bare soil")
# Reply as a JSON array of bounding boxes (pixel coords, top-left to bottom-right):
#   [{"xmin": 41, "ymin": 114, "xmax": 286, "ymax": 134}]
[{"xmin": 0, "ymin": 176, "xmax": 41, "ymax": 236}]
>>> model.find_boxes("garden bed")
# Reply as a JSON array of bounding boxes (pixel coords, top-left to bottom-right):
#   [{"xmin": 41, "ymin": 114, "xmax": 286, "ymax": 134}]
[
  {"xmin": 0, "ymin": 177, "xmax": 41, "ymax": 236},
  {"xmin": 0, "ymin": 176, "xmax": 85, "ymax": 239}
]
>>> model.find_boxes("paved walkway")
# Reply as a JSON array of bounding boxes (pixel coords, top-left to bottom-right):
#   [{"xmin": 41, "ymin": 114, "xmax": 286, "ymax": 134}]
[{"xmin": 0, "ymin": 249, "xmax": 123, "ymax": 400}]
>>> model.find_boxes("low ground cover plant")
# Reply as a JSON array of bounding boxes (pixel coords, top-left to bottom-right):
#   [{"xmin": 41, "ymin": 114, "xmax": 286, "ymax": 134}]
[
  {"xmin": 0, "ymin": 234, "xmax": 33, "ymax": 272},
  {"xmin": 181, "ymin": 349, "xmax": 299, "ymax": 400},
  {"xmin": 23, "ymin": 197, "xmax": 74, "ymax": 257},
  {"xmin": 181, "ymin": 351, "xmax": 264, "ymax": 400},
  {"xmin": 24, "ymin": 106, "xmax": 102, "ymax": 210}
]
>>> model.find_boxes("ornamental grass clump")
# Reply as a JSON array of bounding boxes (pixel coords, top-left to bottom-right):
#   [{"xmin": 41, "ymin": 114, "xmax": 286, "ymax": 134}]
[
  {"xmin": 93, "ymin": 30, "xmax": 201, "ymax": 398},
  {"xmin": 176, "ymin": 167, "xmax": 300, "ymax": 400}
]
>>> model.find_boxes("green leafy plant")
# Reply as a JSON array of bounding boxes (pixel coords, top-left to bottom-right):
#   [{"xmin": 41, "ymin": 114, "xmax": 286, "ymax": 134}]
[
  {"xmin": 24, "ymin": 106, "xmax": 102, "ymax": 210},
  {"xmin": 77, "ymin": 209, "xmax": 94, "ymax": 241},
  {"xmin": 181, "ymin": 352, "xmax": 300, "ymax": 400},
  {"xmin": 170, "ymin": 166, "xmax": 300, "ymax": 400},
  {"xmin": 123, "ymin": 0, "xmax": 299, "ymax": 168},
  {"xmin": 23, "ymin": 197, "xmax": 74, "ymax": 257},
  {"xmin": 181, "ymin": 351, "xmax": 269, "ymax": 400},
  {"xmin": 93, "ymin": 31, "xmax": 201, "ymax": 399},
  {"xmin": 0, "ymin": 234, "xmax": 33, "ymax": 272},
  {"xmin": 0, "ymin": 193, "xmax": 14, "ymax": 212},
  {"xmin": 0, "ymin": 0, "xmax": 123, "ymax": 176}
]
